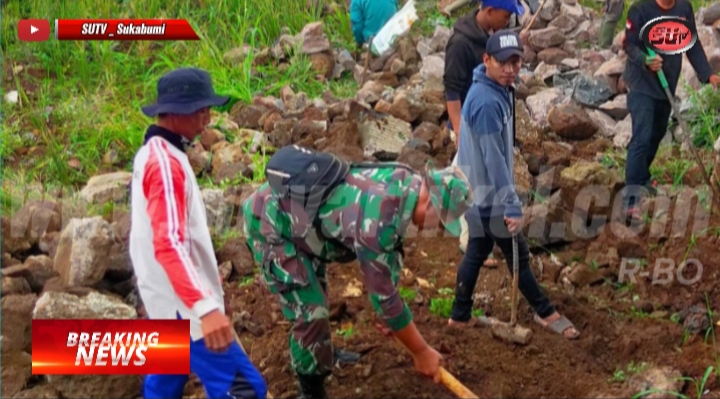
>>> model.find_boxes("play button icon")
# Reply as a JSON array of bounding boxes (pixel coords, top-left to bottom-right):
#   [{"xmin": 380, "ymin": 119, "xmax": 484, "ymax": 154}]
[{"xmin": 18, "ymin": 19, "xmax": 50, "ymax": 42}]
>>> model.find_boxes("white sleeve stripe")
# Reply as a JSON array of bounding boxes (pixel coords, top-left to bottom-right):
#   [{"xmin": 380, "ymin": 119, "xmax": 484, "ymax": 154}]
[{"xmin": 149, "ymin": 138, "xmax": 205, "ymax": 293}]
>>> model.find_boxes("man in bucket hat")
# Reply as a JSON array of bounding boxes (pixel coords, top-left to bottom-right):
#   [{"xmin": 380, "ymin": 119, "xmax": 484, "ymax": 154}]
[
  {"xmin": 129, "ymin": 67, "xmax": 268, "ymax": 399},
  {"xmin": 242, "ymin": 145, "xmax": 473, "ymax": 398}
]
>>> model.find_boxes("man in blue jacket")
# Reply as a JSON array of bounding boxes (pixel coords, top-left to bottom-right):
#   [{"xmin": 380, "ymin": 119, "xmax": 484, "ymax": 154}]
[
  {"xmin": 448, "ymin": 30, "xmax": 580, "ymax": 340},
  {"xmin": 350, "ymin": 0, "xmax": 398, "ymax": 46}
]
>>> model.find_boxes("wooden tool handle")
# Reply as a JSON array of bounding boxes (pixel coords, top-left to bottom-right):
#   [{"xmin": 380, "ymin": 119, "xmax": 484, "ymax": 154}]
[
  {"xmin": 390, "ymin": 336, "xmax": 480, "ymax": 399},
  {"xmin": 440, "ymin": 367, "xmax": 480, "ymax": 399},
  {"xmin": 520, "ymin": 0, "xmax": 548, "ymax": 36}
]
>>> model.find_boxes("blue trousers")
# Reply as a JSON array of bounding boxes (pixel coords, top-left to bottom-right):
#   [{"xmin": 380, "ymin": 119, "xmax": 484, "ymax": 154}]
[{"xmin": 142, "ymin": 336, "xmax": 267, "ymax": 399}]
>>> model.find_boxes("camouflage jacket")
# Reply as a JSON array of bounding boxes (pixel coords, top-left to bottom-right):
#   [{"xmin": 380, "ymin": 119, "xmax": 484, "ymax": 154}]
[{"xmin": 242, "ymin": 164, "xmax": 423, "ymax": 331}]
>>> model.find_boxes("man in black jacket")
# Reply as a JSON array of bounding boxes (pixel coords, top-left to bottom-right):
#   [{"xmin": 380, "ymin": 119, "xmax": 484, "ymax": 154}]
[{"xmin": 622, "ymin": 0, "xmax": 720, "ymax": 222}]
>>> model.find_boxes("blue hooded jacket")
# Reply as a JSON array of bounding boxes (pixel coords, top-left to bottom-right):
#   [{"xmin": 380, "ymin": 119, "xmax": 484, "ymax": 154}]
[
  {"xmin": 455, "ymin": 63, "xmax": 522, "ymax": 219},
  {"xmin": 350, "ymin": 0, "xmax": 397, "ymax": 45}
]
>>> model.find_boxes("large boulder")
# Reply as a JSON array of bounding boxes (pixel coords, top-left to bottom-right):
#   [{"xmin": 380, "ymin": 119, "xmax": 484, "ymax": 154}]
[
  {"xmin": 547, "ymin": 102, "xmax": 599, "ymax": 140},
  {"xmin": 53, "ymin": 217, "xmax": 114, "ymax": 287}
]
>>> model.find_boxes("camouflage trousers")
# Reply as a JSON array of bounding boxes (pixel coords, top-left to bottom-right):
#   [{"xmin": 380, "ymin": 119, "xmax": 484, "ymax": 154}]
[{"xmin": 260, "ymin": 253, "xmax": 334, "ymax": 377}]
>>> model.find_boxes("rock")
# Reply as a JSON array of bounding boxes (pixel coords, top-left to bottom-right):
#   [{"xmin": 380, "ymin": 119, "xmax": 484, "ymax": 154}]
[
  {"xmin": 561, "ymin": 58, "xmax": 579, "ymax": 69},
  {"xmin": 48, "ymin": 374, "xmax": 143, "ymax": 399},
  {"xmin": 1, "ymin": 351, "xmax": 32, "ymax": 397},
  {"xmin": 216, "ymin": 237, "xmax": 255, "ymax": 277},
  {"xmin": 406, "ymin": 138, "xmax": 432, "ymax": 153},
  {"xmin": 568, "ymin": 263, "xmax": 605, "ymax": 287},
  {"xmin": 396, "ymin": 147, "xmax": 434, "ymax": 171},
  {"xmin": 523, "ymin": 45, "xmax": 538, "ymax": 64},
  {"xmin": 568, "ymin": 20, "xmax": 591, "ymax": 43},
  {"xmin": 310, "ymin": 52, "xmax": 335, "ymax": 78},
  {"xmin": 534, "ymin": 62, "xmax": 560, "ymax": 82},
  {"xmin": 416, "ymin": 39, "xmax": 433, "ymax": 60},
  {"xmin": 79, "ymin": 172, "xmax": 132, "ymax": 206},
  {"xmin": 559, "ymin": 161, "xmax": 623, "ymax": 223},
  {"xmin": 223, "ymin": 45, "xmax": 251, "ymax": 64},
  {"xmin": 547, "ymin": 102, "xmax": 599, "ymax": 140},
  {"xmin": 1, "ymin": 294, "xmax": 36, "ymax": 354},
  {"xmin": 201, "ymin": 128, "xmax": 226, "ymax": 149},
  {"xmin": 549, "ymin": 14, "xmax": 578, "ymax": 33},
  {"xmin": 53, "ymin": 217, "xmax": 114, "ymax": 287},
  {"xmin": 526, "ymin": 87, "xmax": 564, "ymax": 127},
  {"xmin": 389, "ymin": 90, "xmax": 425, "ymax": 123},
  {"xmin": 538, "ymin": 0, "xmax": 560, "ymax": 21},
  {"xmin": 700, "ymin": 2, "xmax": 720, "ymax": 25},
  {"xmin": 535, "ymin": 165, "xmax": 564, "ymax": 193},
  {"xmin": 560, "ymin": 1, "xmax": 584, "ymax": 21},
  {"xmin": 2, "ymin": 201, "xmax": 62, "ymax": 254},
  {"xmin": 522, "ymin": 190, "xmax": 570, "ymax": 246},
  {"xmin": 628, "ymin": 367, "xmax": 683, "ymax": 399},
  {"xmin": 358, "ymin": 114, "xmax": 413, "ymax": 159},
  {"xmin": 300, "ymin": 22, "xmax": 331, "ymax": 54},
  {"xmin": 2, "ymin": 255, "xmax": 57, "ymax": 292},
  {"xmin": 390, "ymin": 58, "xmax": 407, "ymax": 75},
  {"xmin": 419, "ymin": 54, "xmax": 445, "ymax": 80},
  {"xmin": 201, "ymin": 189, "xmax": 233, "ymax": 232},
  {"xmin": 375, "ymin": 99, "xmax": 392, "ymax": 113},
  {"xmin": 537, "ymin": 48, "xmax": 571, "ymax": 65},
  {"xmin": 594, "ymin": 54, "xmax": 626, "ymax": 77},
  {"xmin": 613, "ymin": 114, "xmax": 633, "ymax": 148},
  {"xmin": 514, "ymin": 149, "xmax": 533, "ymax": 202},
  {"xmin": 412, "ymin": 122, "xmax": 444, "ymax": 153},
  {"xmin": 430, "ymin": 25, "xmax": 452, "ymax": 52},
  {"xmin": 587, "ymin": 109, "xmax": 618, "ymax": 137},
  {"xmin": 231, "ymin": 103, "xmax": 267, "ymax": 131},
  {"xmin": 13, "ymin": 384, "xmax": 61, "ymax": 399},
  {"xmin": 357, "ymin": 80, "xmax": 386, "ymax": 104},
  {"xmin": 211, "ymin": 142, "xmax": 253, "ymax": 183},
  {"xmin": 34, "ymin": 289, "xmax": 137, "ymax": 319},
  {"xmin": 2, "ymin": 276, "xmax": 31, "ymax": 296},
  {"xmin": 529, "ymin": 27, "xmax": 565, "ymax": 51},
  {"xmin": 599, "ymin": 94, "xmax": 629, "ymax": 120},
  {"xmin": 571, "ymin": 74, "xmax": 616, "ymax": 108}
]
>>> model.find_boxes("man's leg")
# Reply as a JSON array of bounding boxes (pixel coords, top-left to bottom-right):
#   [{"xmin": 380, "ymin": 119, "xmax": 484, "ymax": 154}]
[
  {"xmin": 646, "ymin": 98, "xmax": 674, "ymax": 171},
  {"xmin": 190, "ymin": 338, "xmax": 268, "ymax": 399},
  {"xmin": 142, "ymin": 374, "xmax": 189, "ymax": 399},
  {"xmin": 317, "ymin": 262, "xmax": 359, "ymax": 365},
  {"xmin": 449, "ymin": 210, "xmax": 495, "ymax": 324},
  {"xmin": 624, "ymin": 90, "xmax": 658, "ymax": 215},
  {"xmin": 267, "ymin": 258, "xmax": 333, "ymax": 399},
  {"xmin": 599, "ymin": 0, "xmax": 624, "ymax": 48},
  {"xmin": 486, "ymin": 216, "xmax": 580, "ymax": 339}
]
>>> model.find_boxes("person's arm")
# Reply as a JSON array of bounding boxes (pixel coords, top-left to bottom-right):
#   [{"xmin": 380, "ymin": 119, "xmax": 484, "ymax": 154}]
[
  {"xmin": 444, "ymin": 40, "xmax": 471, "ymax": 134},
  {"xmin": 350, "ymin": 0, "xmax": 365, "ymax": 46},
  {"xmin": 684, "ymin": 2, "xmax": 714, "ymax": 84},
  {"xmin": 143, "ymin": 146, "xmax": 220, "ymax": 319},
  {"xmin": 622, "ymin": 4, "xmax": 648, "ymax": 68},
  {"xmin": 472, "ymin": 104, "xmax": 523, "ymax": 218}
]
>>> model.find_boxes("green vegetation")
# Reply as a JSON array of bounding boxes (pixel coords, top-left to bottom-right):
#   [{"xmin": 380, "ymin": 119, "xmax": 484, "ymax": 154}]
[{"xmin": 1, "ymin": 0, "xmax": 359, "ymax": 188}]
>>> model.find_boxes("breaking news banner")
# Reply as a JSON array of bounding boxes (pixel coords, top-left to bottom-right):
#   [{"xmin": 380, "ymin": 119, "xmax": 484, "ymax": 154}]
[
  {"xmin": 31, "ymin": 319, "xmax": 190, "ymax": 375},
  {"xmin": 54, "ymin": 19, "xmax": 200, "ymax": 41}
]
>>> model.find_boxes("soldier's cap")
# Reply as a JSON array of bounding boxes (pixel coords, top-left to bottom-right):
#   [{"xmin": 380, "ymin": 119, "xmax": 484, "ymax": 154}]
[{"xmin": 423, "ymin": 161, "xmax": 474, "ymax": 237}]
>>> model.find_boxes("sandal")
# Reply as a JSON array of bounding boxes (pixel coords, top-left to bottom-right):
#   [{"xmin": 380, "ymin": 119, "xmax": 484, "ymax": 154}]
[{"xmin": 533, "ymin": 314, "xmax": 580, "ymax": 340}]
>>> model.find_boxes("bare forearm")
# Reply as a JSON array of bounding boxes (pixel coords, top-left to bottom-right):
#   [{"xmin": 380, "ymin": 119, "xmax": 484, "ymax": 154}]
[
  {"xmin": 447, "ymin": 100, "xmax": 462, "ymax": 137},
  {"xmin": 393, "ymin": 320, "xmax": 430, "ymax": 355}
]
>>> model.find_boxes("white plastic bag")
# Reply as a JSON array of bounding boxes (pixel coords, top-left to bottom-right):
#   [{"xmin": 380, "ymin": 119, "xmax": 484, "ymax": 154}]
[{"xmin": 370, "ymin": 0, "xmax": 419, "ymax": 56}]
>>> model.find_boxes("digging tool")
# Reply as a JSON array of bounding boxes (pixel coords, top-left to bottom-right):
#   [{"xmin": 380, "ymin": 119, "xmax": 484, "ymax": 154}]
[
  {"xmin": 519, "ymin": 0, "xmax": 548, "ymax": 36},
  {"xmin": 388, "ymin": 335, "xmax": 480, "ymax": 399},
  {"xmin": 646, "ymin": 48, "xmax": 720, "ymax": 212},
  {"xmin": 477, "ymin": 234, "xmax": 532, "ymax": 345}
]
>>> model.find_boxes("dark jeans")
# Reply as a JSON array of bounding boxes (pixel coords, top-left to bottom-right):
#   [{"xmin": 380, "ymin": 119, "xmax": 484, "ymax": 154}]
[
  {"xmin": 623, "ymin": 90, "xmax": 673, "ymax": 209},
  {"xmin": 450, "ymin": 211, "xmax": 556, "ymax": 322}
]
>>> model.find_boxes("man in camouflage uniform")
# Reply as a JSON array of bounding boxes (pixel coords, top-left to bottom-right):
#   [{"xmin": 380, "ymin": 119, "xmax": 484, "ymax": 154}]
[{"xmin": 242, "ymin": 154, "xmax": 473, "ymax": 399}]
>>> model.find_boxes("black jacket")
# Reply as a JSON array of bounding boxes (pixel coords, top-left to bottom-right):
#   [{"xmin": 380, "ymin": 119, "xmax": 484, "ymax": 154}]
[
  {"xmin": 443, "ymin": 10, "xmax": 490, "ymax": 106},
  {"xmin": 622, "ymin": 0, "xmax": 713, "ymax": 100}
]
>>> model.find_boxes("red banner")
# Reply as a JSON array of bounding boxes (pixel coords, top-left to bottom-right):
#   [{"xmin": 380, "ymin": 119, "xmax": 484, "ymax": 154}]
[
  {"xmin": 32, "ymin": 319, "xmax": 190, "ymax": 375},
  {"xmin": 55, "ymin": 19, "xmax": 199, "ymax": 41}
]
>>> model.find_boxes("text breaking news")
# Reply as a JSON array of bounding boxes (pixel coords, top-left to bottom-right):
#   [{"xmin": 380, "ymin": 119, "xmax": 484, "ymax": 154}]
[
  {"xmin": 55, "ymin": 19, "xmax": 200, "ymax": 40},
  {"xmin": 31, "ymin": 319, "xmax": 190, "ymax": 375}
]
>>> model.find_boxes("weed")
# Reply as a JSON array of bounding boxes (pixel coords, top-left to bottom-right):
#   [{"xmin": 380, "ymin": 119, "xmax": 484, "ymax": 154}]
[
  {"xmin": 609, "ymin": 361, "xmax": 649, "ymax": 383},
  {"xmin": 399, "ymin": 287, "xmax": 418, "ymax": 302},
  {"xmin": 429, "ymin": 297, "xmax": 453, "ymax": 318},
  {"xmin": 238, "ymin": 276, "xmax": 255, "ymax": 287},
  {"xmin": 336, "ymin": 324, "xmax": 356, "ymax": 339}
]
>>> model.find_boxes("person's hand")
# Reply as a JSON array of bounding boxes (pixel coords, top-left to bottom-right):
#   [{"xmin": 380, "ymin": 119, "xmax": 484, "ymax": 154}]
[
  {"xmin": 412, "ymin": 346, "xmax": 443, "ymax": 383},
  {"xmin": 201, "ymin": 309, "xmax": 234, "ymax": 353},
  {"xmin": 645, "ymin": 55, "xmax": 663, "ymax": 72},
  {"xmin": 504, "ymin": 216, "xmax": 523, "ymax": 234},
  {"xmin": 375, "ymin": 322, "xmax": 392, "ymax": 337},
  {"xmin": 519, "ymin": 30, "xmax": 530, "ymax": 46},
  {"xmin": 709, "ymin": 74, "xmax": 720, "ymax": 88}
]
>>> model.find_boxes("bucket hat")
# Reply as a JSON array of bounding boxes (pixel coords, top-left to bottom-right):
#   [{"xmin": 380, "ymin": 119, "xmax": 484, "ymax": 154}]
[{"xmin": 141, "ymin": 67, "xmax": 229, "ymax": 117}]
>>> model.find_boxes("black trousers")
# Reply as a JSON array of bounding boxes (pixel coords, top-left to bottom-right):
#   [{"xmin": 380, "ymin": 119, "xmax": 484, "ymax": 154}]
[
  {"xmin": 450, "ymin": 210, "xmax": 556, "ymax": 322},
  {"xmin": 623, "ymin": 90, "xmax": 673, "ymax": 209}
]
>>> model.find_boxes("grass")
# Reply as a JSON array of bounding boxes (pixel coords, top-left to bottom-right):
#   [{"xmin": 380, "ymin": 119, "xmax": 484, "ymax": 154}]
[{"xmin": 1, "ymin": 0, "xmax": 359, "ymax": 189}]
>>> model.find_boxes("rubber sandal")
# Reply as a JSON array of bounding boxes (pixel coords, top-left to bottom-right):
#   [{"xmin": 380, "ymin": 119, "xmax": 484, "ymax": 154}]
[{"xmin": 533, "ymin": 314, "xmax": 580, "ymax": 340}]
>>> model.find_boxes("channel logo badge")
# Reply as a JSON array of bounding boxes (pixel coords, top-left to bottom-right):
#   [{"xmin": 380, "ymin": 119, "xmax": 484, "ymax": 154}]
[{"xmin": 18, "ymin": 19, "xmax": 50, "ymax": 42}]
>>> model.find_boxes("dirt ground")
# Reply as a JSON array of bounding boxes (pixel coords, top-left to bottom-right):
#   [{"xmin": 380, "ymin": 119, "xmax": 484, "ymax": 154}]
[{"xmin": 216, "ymin": 231, "xmax": 720, "ymax": 399}]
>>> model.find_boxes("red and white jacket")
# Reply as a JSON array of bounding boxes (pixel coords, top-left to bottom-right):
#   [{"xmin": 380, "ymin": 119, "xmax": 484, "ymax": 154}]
[{"xmin": 129, "ymin": 126, "xmax": 224, "ymax": 341}]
